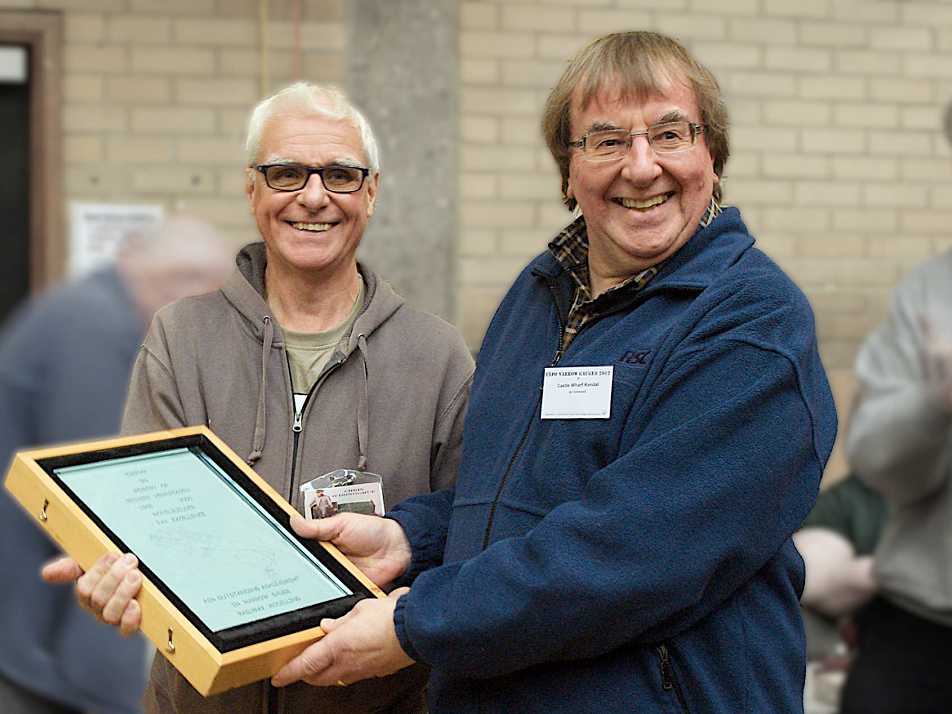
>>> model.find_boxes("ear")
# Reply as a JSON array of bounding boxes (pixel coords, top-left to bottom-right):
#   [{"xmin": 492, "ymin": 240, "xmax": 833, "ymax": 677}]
[
  {"xmin": 365, "ymin": 171, "xmax": 380, "ymax": 218},
  {"xmin": 705, "ymin": 147, "xmax": 719, "ymax": 186},
  {"xmin": 245, "ymin": 168, "xmax": 257, "ymax": 213},
  {"xmin": 708, "ymin": 143, "xmax": 719, "ymax": 183}
]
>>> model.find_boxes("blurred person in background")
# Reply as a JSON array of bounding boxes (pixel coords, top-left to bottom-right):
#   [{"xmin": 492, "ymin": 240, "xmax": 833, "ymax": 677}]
[
  {"xmin": 796, "ymin": 474, "xmax": 886, "ymax": 634},
  {"xmin": 796, "ymin": 475, "xmax": 886, "ymax": 712},
  {"xmin": 263, "ymin": 31, "xmax": 836, "ymax": 713},
  {"xmin": 795, "ymin": 474, "xmax": 886, "ymax": 710},
  {"xmin": 0, "ymin": 214, "xmax": 233, "ymax": 714},
  {"xmin": 838, "ymin": 102, "xmax": 952, "ymax": 714},
  {"xmin": 44, "ymin": 82, "xmax": 474, "ymax": 714}
]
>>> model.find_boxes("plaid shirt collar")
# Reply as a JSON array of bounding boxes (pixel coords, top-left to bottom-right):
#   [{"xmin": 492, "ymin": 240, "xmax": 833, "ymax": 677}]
[{"xmin": 547, "ymin": 197, "xmax": 722, "ymax": 351}]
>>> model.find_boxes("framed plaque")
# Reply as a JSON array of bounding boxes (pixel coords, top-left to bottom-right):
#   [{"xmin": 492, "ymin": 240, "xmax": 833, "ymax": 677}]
[{"xmin": 3, "ymin": 426, "xmax": 383, "ymax": 696}]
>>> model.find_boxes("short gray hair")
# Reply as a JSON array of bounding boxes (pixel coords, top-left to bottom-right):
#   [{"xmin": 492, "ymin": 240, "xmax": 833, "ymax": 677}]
[{"xmin": 245, "ymin": 82, "xmax": 380, "ymax": 171}]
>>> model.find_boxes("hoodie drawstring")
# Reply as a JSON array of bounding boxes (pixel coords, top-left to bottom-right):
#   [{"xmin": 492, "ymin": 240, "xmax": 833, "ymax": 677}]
[
  {"xmin": 355, "ymin": 333, "xmax": 370, "ymax": 471},
  {"xmin": 247, "ymin": 315, "xmax": 273, "ymax": 465}
]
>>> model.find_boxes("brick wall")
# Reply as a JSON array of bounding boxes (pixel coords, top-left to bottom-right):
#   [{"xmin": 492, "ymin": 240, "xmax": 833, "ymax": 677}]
[
  {"xmin": 3, "ymin": 0, "xmax": 950, "ymax": 479},
  {"xmin": 2, "ymin": 0, "xmax": 344, "ymax": 247},
  {"xmin": 457, "ymin": 0, "xmax": 952, "ymax": 387}
]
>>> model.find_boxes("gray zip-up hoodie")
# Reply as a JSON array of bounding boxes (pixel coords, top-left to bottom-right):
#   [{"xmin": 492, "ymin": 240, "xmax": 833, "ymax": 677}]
[
  {"xmin": 847, "ymin": 248, "xmax": 952, "ymax": 626},
  {"xmin": 122, "ymin": 242, "xmax": 474, "ymax": 714}
]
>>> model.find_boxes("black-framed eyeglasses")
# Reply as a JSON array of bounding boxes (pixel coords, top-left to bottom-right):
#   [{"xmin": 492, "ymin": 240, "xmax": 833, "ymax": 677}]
[
  {"xmin": 254, "ymin": 163, "xmax": 370, "ymax": 193},
  {"xmin": 568, "ymin": 121, "xmax": 705, "ymax": 162}
]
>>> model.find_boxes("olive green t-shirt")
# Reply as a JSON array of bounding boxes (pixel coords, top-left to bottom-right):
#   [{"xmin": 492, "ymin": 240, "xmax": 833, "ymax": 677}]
[{"xmin": 285, "ymin": 277, "xmax": 364, "ymax": 413}]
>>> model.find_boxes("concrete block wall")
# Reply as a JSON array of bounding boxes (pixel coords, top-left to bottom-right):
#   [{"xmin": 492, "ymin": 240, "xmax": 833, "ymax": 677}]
[
  {"xmin": 2, "ymin": 0, "xmax": 345, "ymax": 247},
  {"xmin": 457, "ymin": 0, "xmax": 952, "ymax": 386}
]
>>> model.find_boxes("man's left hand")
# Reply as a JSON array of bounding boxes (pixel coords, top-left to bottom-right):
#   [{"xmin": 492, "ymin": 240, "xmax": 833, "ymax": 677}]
[{"xmin": 271, "ymin": 588, "xmax": 416, "ymax": 688}]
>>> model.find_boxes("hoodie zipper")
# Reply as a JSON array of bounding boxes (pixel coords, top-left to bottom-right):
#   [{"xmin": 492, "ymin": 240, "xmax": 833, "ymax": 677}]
[
  {"xmin": 267, "ymin": 354, "xmax": 347, "ymax": 714},
  {"xmin": 287, "ymin": 354, "xmax": 345, "ymax": 501},
  {"xmin": 657, "ymin": 644, "xmax": 689, "ymax": 713}
]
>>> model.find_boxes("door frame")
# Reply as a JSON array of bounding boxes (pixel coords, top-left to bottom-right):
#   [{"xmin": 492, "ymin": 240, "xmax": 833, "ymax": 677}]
[{"xmin": 0, "ymin": 10, "xmax": 63, "ymax": 291}]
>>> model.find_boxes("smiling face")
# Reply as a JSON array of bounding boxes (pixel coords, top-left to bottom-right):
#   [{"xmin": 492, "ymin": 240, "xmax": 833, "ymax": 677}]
[
  {"xmin": 566, "ymin": 80, "xmax": 717, "ymax": 290},
  {"xmin": 246, "ymin": 112, "xmax": 378, "ymax": 280}
]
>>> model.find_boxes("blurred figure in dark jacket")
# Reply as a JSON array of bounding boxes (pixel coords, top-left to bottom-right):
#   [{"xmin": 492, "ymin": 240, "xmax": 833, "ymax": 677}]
[{"xmin": 0, "ymin": 215, "xmax": 232, "ymax": 714}]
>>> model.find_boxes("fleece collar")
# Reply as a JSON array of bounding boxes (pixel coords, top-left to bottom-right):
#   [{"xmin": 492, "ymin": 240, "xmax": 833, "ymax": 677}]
[{"xmin": 533, "ymin": 206, "xmax": 755, "ymax": 296}]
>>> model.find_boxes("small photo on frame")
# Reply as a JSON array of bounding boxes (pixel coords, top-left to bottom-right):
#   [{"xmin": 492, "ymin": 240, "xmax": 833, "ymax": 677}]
[{"xmin": 3, "ymin": 426, "xmax": 382, "ymax": 696}]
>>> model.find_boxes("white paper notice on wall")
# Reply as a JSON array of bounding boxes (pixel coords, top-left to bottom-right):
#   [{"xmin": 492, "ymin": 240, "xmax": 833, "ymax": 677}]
[{"xmin": 69, "ymin": 202, "xmax": 164, "ymax": 277}]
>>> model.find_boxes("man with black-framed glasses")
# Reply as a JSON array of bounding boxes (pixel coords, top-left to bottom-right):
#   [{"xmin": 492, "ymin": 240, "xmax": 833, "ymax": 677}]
[{"xmin": 43, "ymin": 81, "xmax": 474, "ymax": 714}]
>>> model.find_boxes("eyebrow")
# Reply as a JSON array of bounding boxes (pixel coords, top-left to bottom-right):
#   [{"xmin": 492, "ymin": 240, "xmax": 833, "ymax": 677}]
[
  {"xmin": 332, "ymin": 157, "xmax": 366, "ymax": 169},
  {"xmin": 261, "ymin": 156, "xmax": 366, "ymax": 168},
  {"xmin": 656, "ymin": 109, "xmax": 690, "ymax": 124},
  {"xmin": 582, "ymin": 109, "xmax": 693, "ymax": 136},
  {"xmin": 584, "ymin": 120, "xmax": 622, "ymax": 134}
]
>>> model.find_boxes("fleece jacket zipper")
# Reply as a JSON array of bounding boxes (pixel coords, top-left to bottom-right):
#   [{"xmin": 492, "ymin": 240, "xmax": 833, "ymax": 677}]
[
  {"xmin": 481, "ymin": 285, "xmax": 567, "ymax": 550},
  {"xmin": 657, "ymin": 643, "xmax": 690, "ymax": 713}
]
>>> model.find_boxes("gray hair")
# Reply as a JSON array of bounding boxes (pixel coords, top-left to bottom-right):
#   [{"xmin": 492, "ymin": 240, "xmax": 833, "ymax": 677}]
[{"xmin": 245, "ymin": 82, "xmax": 380, "ymax": 171}]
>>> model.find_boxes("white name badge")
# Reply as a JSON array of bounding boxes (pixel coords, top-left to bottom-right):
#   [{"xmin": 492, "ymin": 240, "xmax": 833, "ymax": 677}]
[
  {"xmin": 540, "ymin": 366, "xmax": 613, "ymax": 420},
  {"xmin": 300, "ymin": 469, "xmax": 385, "ymax": 519}
]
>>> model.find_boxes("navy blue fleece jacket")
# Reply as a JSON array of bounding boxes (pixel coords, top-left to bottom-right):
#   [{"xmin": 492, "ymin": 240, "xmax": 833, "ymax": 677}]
[{"xmin": 388, "ymin": 208, "xmax": 836, "ymax": 713}]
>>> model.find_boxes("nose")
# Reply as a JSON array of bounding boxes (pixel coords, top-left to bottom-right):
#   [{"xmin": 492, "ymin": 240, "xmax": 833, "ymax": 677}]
[
  {"xmin": 297, "ymin": 173, "xmax": 330, "ymax": 209},
  {"xmin": 619, "ymin": 135, "xmax": 662, "ymax": 186}
]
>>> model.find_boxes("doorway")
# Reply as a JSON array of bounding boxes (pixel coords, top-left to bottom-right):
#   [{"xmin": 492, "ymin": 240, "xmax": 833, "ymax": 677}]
[
  {"xmin": 0, "ymin": 10, "xmax": 63, "ymax": 321},
  {"xmin": 0, "ymin": 45, "xmax": 30, "ymax": 322}
]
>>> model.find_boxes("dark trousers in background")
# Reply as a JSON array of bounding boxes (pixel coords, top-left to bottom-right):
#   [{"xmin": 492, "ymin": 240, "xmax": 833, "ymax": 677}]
[
  {"xmin": 841, "ymin": 596, "xmax": 952, "ymax": 714},
  {"xmin": 0, "ymin": 670, "xmax": 82, "ymax": 714}
]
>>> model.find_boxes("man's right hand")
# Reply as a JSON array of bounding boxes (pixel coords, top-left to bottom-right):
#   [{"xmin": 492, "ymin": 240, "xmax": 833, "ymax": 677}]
[
  {"xmin": 42, "ymin": 553, "xmax": 143, "ymax": 636},
  {"xmin": 290, "ymin": 513, "xmax": 411, "ymax": 589}
]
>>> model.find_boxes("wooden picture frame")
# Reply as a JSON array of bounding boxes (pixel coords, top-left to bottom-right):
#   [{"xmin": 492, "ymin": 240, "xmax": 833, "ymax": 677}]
[{"xmin": 3, "ymin": 425, "xmax": 383, "ymax": 696}]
